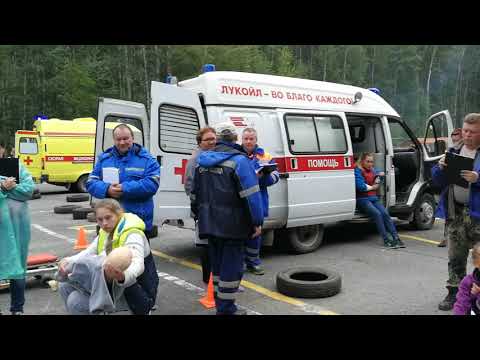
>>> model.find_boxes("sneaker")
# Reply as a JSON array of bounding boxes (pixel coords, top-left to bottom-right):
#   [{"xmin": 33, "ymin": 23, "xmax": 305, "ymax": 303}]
[
  {"xmin": 246, "ymin": 265, "xmax": 265, "ymax": 275},
  {"xmin": 217, "ymin": 308, "xmax": 248, "ymax": 315},
  {"xmin": 382, "ymin": 242, "xmax": 398, "ymax": 249},
  {"xmin": 437, "ymin": 240, "xmax": 447, "ymax": 248},
  {"xmin": 11, "ymin": 311, "xmax": 23, "ymax": 315},
  {"xmin": 395, "ymin": 238, "xmax": 406, "ymax": 248}
]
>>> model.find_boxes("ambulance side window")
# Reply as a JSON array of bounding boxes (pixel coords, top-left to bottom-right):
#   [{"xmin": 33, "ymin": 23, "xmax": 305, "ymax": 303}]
[
  {"xmin": 158, "ymin": 104, "xmax": 200, "ymax": 155},
  {"xmin": 103, "ymin": 116, "xmax": 144, "ymax": 151},
  {"xmin": 285, "ymin": 114, "xmax": 347, "ymax": 154},
  {"xmin": 19, "ymin": 138, "xmax": 38, "ymax": 154}
]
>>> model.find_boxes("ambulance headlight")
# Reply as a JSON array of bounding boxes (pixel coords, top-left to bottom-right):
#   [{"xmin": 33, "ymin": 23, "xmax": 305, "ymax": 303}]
[
  {"xmin": 368, "ymin": 87, "xmax": 381, "ymax": 95},
  {"xmin": 202, "ymin": 64, "xmax": 216, "ymax": 73},
  {"xmin": 353, "ymin": 92, "xmax": 363, "ymax": 104}
]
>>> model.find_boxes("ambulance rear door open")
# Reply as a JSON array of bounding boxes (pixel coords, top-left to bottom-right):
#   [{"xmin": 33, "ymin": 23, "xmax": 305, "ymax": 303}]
[
  {"xmin": 149, "ymin": 81, "xmax": 207, "ymax": 221},
  {"xmin": 15, "ymin": 130, "xmax": 42, "ymax": 182},
  {"xmin": 278, "ymin": 109, "xmax": 356, "ymax": 227}
]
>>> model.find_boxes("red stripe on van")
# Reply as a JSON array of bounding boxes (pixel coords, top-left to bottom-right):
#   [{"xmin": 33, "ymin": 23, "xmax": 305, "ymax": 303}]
[
  {"xmin": 273, "ymin": 155, "xmax": 354, "ymax": 173},
  {"xmin": 17, "ymin": 131, "xmax": 38, "ymax": 135},
  {"xmin": 45, "ymin": 156, "xmax": 94, "ymax": 163}
]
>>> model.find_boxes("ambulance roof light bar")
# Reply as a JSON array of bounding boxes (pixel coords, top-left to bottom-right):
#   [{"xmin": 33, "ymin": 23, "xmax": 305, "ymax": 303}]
[
  {"xmin": 33, "ymin": 113, "xmax": 48, "ymax": 121},
  {"xmin": 368, "ymin": 87, "xmax": 381, "ymax": 95},
  {"xmin": 202, "ymin": 64, "xmax": 216, "ymax": 73}
]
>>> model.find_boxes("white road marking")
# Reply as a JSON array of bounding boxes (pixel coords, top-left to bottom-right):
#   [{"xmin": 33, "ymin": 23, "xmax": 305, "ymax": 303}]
[
  {"xmin": 32, "ymin": 224, "xmax": 76, "ymax": 244},
  {"xmin": 156, "ymin": 271, "xmax": 262, "ymax": 315}
]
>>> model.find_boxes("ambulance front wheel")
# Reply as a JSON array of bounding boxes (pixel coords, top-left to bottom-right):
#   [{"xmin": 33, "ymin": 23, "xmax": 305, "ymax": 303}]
[
  {"xmin": 287, "ymin": 224, "xmax": 324, "ymax": 254},
  {"xmin": 410, "ymin": 193, "xmax": 435, "ymax": 230}
]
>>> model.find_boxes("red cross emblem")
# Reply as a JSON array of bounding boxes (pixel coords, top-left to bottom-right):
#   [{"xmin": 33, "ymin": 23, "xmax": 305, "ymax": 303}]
[
  {"xmin": 23, "ymin": 156, "xmax": 33, "ymax": 165},
  {"xmin": 174, "ymin": 159, "xmax": 188, "ymax": 184}
]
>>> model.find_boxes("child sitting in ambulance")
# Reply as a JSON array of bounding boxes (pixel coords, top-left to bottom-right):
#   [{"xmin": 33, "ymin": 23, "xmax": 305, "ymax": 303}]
[
  {"xmin": 453, "ymin": 243, "xmax": 480, "ymax": 315},
  {"xmin": 355, "ymin": 152, "xmax": 405, "ymax": 249}
]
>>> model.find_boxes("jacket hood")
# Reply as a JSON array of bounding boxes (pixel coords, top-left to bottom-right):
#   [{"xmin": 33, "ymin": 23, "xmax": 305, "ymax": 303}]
[
  {"xmin": 198, "ymin": 141, "xmax": 246, "ymax": 168},
  {"xmin": 116, "ymin": 213, "xmax": 145, "ymax": 235}
]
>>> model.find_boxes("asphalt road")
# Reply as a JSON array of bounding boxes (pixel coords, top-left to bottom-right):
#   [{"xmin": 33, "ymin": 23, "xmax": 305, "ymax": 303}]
[{"xmin": 1, "ymin": 184, "xmax": 472, "ymax": 315}]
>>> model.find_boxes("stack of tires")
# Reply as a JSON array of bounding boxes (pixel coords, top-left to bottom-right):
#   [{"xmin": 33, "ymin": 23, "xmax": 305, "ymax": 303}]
[{"xmin": 53, "ymin": 193, "xmax": 95, "ymax": 220}]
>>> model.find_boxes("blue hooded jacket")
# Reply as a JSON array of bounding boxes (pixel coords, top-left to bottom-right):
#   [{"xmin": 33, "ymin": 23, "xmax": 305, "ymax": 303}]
[
  {"xmin": 86, "ymin": 143, "xmax": 160, "ymax": 231},
  {"xmin": 431, "ymin": 145, "xmax": 480, "ymax": 220},
  {"xmin": 192, "ymin": 141, "xmax": 264, "ymax": 240}
]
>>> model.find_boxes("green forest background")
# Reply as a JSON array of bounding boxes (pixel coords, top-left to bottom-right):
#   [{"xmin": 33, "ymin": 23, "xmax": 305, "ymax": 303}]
[{"xmin": 0, "ymin": 45, "xmax": 477, "ymax": 147}]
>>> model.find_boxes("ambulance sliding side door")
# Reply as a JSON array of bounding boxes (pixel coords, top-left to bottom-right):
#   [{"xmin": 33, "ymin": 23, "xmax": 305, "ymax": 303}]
[
  {"xmin": 279, "ymin": 110, "xmax": 356, "ymax": 227},
  {"xmin": 149, "ymin": 81, "xmax": 207, "ymax": 222}
]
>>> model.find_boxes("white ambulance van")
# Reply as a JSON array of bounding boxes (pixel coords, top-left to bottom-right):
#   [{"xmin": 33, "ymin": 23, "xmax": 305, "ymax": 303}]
[{"xmin": 94, "ymin": 68, "xmax": 453, "ymax": 254}]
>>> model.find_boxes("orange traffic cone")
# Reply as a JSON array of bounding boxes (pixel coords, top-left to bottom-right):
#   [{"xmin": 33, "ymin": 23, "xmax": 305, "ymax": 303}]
[
  {"xmin": 73, "ymin": 226, "xmax": 89, "ymax": 250},
  {"xmin": 199, "ymin": 273, "xmax": 216, "ymax": 308}
]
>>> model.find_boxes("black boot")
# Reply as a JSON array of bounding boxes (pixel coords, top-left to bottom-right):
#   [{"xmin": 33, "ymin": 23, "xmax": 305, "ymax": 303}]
[{"xmin": 438, "ymin": 287, "xmax": 458, "ymax": 311}]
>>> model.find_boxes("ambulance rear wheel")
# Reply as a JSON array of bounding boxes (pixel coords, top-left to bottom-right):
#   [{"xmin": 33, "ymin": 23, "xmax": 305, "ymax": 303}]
[
  {"xmin": 287, "ymin": 225, "xmax": 324, "ymax": 254},
  {"xmin": 72, "ymin": 175, "xmax": 89, "ymax": 193}
]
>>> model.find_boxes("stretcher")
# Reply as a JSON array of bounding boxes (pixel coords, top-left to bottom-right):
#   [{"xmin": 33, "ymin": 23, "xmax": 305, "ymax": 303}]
[{"xmin": 0, "ymin": 253, "xmax": 58, "ymax": 290}]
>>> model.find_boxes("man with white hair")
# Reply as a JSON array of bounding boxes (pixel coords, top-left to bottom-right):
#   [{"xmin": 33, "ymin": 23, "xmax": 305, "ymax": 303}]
[{"xmin": 191, "ymin": 122, "xmax": 264, "ymax": 315}]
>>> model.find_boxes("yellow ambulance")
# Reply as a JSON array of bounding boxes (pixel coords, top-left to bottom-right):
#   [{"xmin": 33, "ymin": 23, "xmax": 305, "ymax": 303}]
[{"xmin": 15, "ymin": 118, "xmax": 96, "ymax": 192}]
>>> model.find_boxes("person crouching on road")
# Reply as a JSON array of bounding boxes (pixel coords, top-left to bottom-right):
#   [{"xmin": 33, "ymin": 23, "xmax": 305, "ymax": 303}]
[
  {"xmin": 241, "ymin": 127, "xmax": 279, "ymax": 275},
  {"xmin": 58, "ymin": 199, "xmax": 159, "ymax": 315},
  {"xmin": 184, "ymin": 127, "xmax": 217, "ymax": 285},
  {"xmin": 191, "ymin": 122, "xmax": 264, "ymax": 315},
  {"xmin": 453, "ymin": 243, "xmax": 480, "ymax": 315},
  {"xmin": 355, "ymin": 152, "xmax": 404, "ymax": 249}
]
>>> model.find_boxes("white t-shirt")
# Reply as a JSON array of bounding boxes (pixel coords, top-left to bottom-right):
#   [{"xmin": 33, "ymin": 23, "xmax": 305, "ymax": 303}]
[{"xmin": 453, "ymin": 146, "xmax": 478, "ymax": 204}]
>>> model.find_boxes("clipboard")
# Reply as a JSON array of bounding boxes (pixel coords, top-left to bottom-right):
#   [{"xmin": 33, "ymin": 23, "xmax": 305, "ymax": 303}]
[
  {"xmin": 445, "ymin": 152, "xmax": 474, "ymax": 188},
  {"xmin": 0, "ymin": 158, "xmax": 20, "ymax": 183},
  {"xmin": 256, "ymin": 163, "xmax": 278, "ymax": 175}
]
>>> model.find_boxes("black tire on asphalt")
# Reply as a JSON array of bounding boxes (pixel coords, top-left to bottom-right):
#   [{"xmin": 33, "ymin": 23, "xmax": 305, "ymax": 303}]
[
  {"xmin": 87, "ymin": 212, "xmax": 97, "ymax": 223},
  {"xmin": 276, "ymin": 266, "xmax": 342, "ymax": 298},
  {"xmin": 54, "ymin": 205, "xmax": 82, "ymax": 214},
  {"xmin": 31, "ymin": 191, "xmax": 42, "ymax": 200},
  {"xmin": 287, "ymin": 224, "xmax": 324, "ymax": 254},
  {"xmin": 72, "ymin": 207, "xmax": 95, "ymax": 220},
  {"xmin": 410, "ymin": 193, "xmax": 436, "ymax": 230},
  {"xmin": 66, "ymin": 193, "xmax": 90, "ymax": 202}
]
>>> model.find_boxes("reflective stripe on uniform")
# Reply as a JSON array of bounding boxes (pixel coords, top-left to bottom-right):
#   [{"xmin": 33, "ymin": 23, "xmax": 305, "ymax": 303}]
[
  {"xmin": 221, "ymin": 160, "xmax": 236, "ymax": 169},
  {"xmin": 150, "ymin": 175, "xmax": 160, "ymax": 185},
  {"xmin": 219, "ymin": 280, "xmax": 241, "ymax": 288},
  {"xmin": 246, "ymin": 255, "xmax": 258, "ymax": 262},
  {"xmin": 239, "ymin": 185, "xmax": 260, "ymax": 198},
  {"xmin": 246, "ymin": 247, "xmax": 259, "ymax": 254},
  {"xmin": 271, "ymin": 172, "xmax": 279, "ymax": 182},
  {"xmin": 213, "ymin": 275, "xmax": 220, "ymax": 282},
  {"xmin": 89, "ymin": 175, "xmax": 100, "ymax": 180},
  {"xmin": 217, "ymin": 291, "xmax": 237, "ymax": 300}
]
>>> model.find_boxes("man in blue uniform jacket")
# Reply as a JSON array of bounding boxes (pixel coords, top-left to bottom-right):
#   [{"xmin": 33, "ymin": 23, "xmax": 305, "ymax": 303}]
[
  {"xmin": 86, "ymin": 124, "xmax": 160, "ymax": 235},
  {"xmin": 191, "ymin": 122, "xmax": 264, "ymax": 315}
]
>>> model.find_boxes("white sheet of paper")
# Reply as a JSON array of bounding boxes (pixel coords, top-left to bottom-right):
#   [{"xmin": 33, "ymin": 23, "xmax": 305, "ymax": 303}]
[{"xmin": 103, "ymin": 167, "xmax": 119, "ymax": 184}]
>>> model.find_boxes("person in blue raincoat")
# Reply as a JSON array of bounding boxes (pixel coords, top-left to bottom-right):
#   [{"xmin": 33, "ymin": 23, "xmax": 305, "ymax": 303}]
[
  {"xmin": 86, "ymin": 124, "xmax": 160, "ymax": 236},
  {"xmin": 0, "ymin": 163, "xmax": 35, "ymax": 315}
]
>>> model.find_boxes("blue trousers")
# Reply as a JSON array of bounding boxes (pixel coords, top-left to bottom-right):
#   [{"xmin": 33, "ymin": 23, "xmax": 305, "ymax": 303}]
[
  {"xmin": 357, "ymin": 199, "xmax": 398, "ymax": 244},
  {"xmin": 245, "ymin": 235, "xmax": 262, "ymax": 267},
  {"xmin": 10, "ymin": 278, "xmax": 26, "ymax": 313},
  {"xmin": 208, "ymin": 237, "xmax": 244, "ymax": 315}
]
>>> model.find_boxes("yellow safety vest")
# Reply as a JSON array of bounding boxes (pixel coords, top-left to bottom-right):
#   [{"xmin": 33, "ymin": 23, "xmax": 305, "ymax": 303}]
[{"xmin": 97, "ymin": 213, "xmax": 145, "ymax": 254}]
